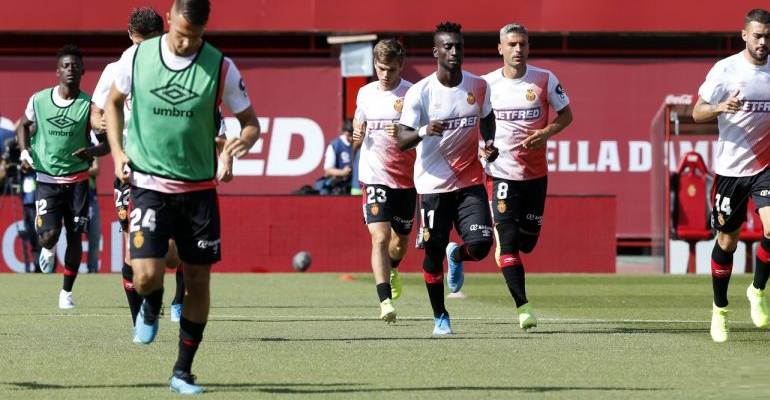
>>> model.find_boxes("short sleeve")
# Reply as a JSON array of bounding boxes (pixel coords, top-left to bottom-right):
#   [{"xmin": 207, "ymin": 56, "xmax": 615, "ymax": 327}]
[
  {"xmin": 399, "ymin": 85, "xmax": 425, "ymax": 129},
  {"xmin": 221, "ymin": 58, "xmax": 251, "ymax": 115},
  {"xmin": 547, "ymin": 72, "xmax": 570, "ymax": 112}
]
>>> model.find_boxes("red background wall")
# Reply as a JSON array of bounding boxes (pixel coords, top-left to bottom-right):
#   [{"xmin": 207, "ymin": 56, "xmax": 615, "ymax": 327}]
[{"xmin": 0, "ymin": 195, "xmax": 615, "ymax": 273}]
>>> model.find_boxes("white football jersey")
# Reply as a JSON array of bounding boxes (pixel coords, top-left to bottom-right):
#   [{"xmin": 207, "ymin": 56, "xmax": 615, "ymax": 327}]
[
  {"xmin": 355, "ymin": 79, "xmax": 415, "ymax": 188},
  {"xmin": 92, "ymin": 60, "xmax": 132, "ymax": 146},
  {"xmin": 483, "ymin": 66, "xmax": 569, "ymax": 181},
  {"xmin": 400, "ymin": 71, "xmax": 492, "ymax": 194},
  {"xmin": 699, "ymin": 52, "xmax": 770, "ymax": 177}
]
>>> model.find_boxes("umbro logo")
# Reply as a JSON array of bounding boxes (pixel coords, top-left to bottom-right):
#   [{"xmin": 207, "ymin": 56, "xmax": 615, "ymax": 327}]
[
  {"xmin": 46, "ymin": 115, "xmax": 77, "ymax": 129},
  {"xmin": 150, "ymin": 83, "xmax": 199, "ymax": 106}
]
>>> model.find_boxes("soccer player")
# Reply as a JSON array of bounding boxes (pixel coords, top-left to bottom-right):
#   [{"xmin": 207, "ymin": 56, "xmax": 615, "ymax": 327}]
[
  {"xmin": 692, "ymin": 9, "xmax": 770, "ymax": 343},
  {"xmin": 16, "ymin": 45, "xmax": 107, "ymax": 309},
  {"xmin": 482, "ymin": 24, "xmax": 573, "ymax": 330},
  {"xmin": 352, "ymin": 39, "xmax": 415, "ymax": 323},
  {"xmin": 105, "ymin": 0, "xmax": 259, "ymax": 393},
  {"xmin": 397, "ymin": 22, "xmax": 498, "ymax": 335}
]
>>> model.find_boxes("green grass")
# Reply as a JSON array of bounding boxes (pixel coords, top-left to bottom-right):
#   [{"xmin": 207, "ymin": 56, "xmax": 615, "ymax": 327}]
[{"xmin": 1, "ymin": 273, "xmax": 769, "ymax": 399}]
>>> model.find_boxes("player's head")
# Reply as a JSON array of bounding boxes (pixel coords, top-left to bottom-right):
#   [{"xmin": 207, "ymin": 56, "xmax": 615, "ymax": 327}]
[
  {"xmin": 433, "ymin": 21, "xmax": 464, "ymax": 71},
  {"xmin": 56, "ymin": 44, "xmax": 84, "ymax": 88},
  {"xmin": 167, "ymin": 0, "xmax": 210, "ymax": 56},
  {"xmin": 373, "ymin": 39, "xmax": 405, "ymax": 90},
  {"xmin": 743, "ymin": 9, "xmax": 770, "ymax": 63},
  {"xmin": 128, "ymin": 7, "xmax": 164, "ymax": 44},
  {"xmin": 498, "ymin": 24, "xmax": 529, "ymax": 69}
]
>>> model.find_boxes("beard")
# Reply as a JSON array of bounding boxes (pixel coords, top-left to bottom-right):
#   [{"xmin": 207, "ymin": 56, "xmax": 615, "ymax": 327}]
[{"xmin": 748, "ymin": 46, "xmax": 768, "ymax": 62}]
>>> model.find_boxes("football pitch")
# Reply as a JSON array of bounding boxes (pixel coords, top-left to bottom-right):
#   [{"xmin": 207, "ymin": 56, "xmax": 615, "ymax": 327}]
[{"xmin": 1, "ymin": 273, "xmax": 769, "ymax": 399}]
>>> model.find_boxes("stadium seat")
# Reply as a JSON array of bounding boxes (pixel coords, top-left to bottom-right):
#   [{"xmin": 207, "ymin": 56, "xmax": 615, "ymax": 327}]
[{"xmin": 671, "ymin": 151, "xmax": 713, "ymax": 273}]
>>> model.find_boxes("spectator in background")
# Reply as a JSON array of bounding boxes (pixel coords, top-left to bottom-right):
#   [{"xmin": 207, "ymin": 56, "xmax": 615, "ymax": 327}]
[
  {"xmin": 87, "ymin": 156, "xmax": 100, "ymax": 273},
  {"xmin": 317, "ymin": 119, "xmax": 354, "ymax": 195}
]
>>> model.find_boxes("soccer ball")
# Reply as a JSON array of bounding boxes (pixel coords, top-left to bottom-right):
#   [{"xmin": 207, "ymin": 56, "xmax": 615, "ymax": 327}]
[{"xmin": 292, "ymin": 251, "xmax": 312, "ymax": 272}]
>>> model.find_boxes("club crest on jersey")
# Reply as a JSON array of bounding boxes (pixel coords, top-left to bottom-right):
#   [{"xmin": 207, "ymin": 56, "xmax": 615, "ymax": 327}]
[
  {"xmin": 717, "ymin": 213, "xmax": 725, "ymax": 226},
  {"xmin": 370, "ymin": 203, "xmax": 380, "ymax": 216},
  {"xmin": 37, "ymin": 216, "xmax": 43, "ymax": 227},
  {"xmin": 394, "ymin": 98, "xmax": 403, "ymax": 112},
  {"xmin": 133, "ymin": 231, "xmax": 145, "ymax": 249},
  {"xmin": 526, "ymin": 89, "xmax": 536, "ymax": 102},
  {"xmin": 422, "ymin": 228, "xmax": 430, "ymax": 242},
  {"xmin": 497, "ymin": 200, "xmax": 507, "ymax": 214},
  {"xmin": 467, "ymin": 92, "xmax": 476, "ymax": 105},
  {"xmin": 118, "ymin": 206, "xmax": 128, "ymax": 221}
]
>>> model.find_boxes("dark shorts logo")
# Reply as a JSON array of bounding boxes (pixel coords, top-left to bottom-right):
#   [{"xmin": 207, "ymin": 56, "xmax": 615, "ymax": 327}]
[
  {"xmin": 150, "ymin": 83, "xmax": 199, "ymax": 106},
  {"xmin": 370, "ymin": 203, "xmax": 380, "ymax": 216},
  {"xmin": 46, "ymin": 115, "xmax": 77, "ymax": 129}
]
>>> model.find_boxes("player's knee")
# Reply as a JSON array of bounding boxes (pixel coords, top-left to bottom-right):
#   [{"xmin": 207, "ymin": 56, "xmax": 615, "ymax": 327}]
[
  {"xmin": 465, "ymin": 241, "xmax": 492, "ymax": 261},
  {"xmin": 519, "ymin": 234, "xmax": 540, "ymax": 254},
  {"xmin": 370, "ymin": 228, "xmax": 390, "ymax": 249},
  {"xmin": 38, "ymin": 230, "xmax": 59, "ymax": 248}
]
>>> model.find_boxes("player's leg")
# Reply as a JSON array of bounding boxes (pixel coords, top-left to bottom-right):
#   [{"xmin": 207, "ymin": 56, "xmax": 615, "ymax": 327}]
[
  {"xmin": 709, "ymin": 174, "xmax": 748, "ymax": 342},
  {"xmin": 165, "ymin": 239, "xmax": 185, "ymax": 322},
  {"xmin": 114, "ymin": 179, "xmax": 141, "ymax": 324},
  {"xmin": 421, "ymin": 193, "xmax": 453, "ymax": 334},
  {"xmin": 748, "ymin": 172, "xmax": 770, "ymax": 328},
  {"xmin": 86, "ymin": 195, "xmax": 100, "ymax": 273},
  {"xmin": 362, "ymin": 184, "xmax": 396, "ymax": 322},
  {"xmin": 168, "ymin": 188, "xmax": 220, "ymax": 394},
  {"xmin": 447, "ymin": 185, "xmax": 494, "ymax": 293},
  {"xmin": 35, "ymin": 182, "xmax": 63, "ymax": 274},
  {"xmin": 59, "ymin": 180, "xmax": 90, "ymax": 308},
  {"xmin": 129, "ymin": 187, "xmax": 173, "ymax": 344},
  {"xmin": 388, "ymin": 187, "xmax": 417, "ymax": 301}
]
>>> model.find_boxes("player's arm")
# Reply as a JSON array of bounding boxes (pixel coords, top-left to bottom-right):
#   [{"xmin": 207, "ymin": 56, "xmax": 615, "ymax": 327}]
[
  {"xmin": 16, "ymin": 114, "xmax": 34, "ymax": 171},
  {"xmin": 480, "ymin": 112, "xmax": 498, "ymax": 162},
  {"xmin": 522, "ymin": 105, "xmax": 573, "ymax": 149},
  {"xmin": 105, "ymin": 82, "xmax": 130, "ymax": 182},
  {"xmin": 222, "ymin": 106, "xmax": 260, "ymax": 159},
  {"xmin": 692, "ymin": 91, "xmax": 742, "ymax": 123}
]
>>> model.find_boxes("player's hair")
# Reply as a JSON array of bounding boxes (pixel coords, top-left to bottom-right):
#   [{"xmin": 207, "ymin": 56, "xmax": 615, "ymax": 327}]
[
  {"xmin": 745, "ymin": 9, "xmax": 770, "ymax": 26},
  {"xmin": 128, "ymin": 7, "xmax": 163, "ymax": 37},
  {"xmin": 341, "ymin": 119, "xmax": 353, "ymax": 133},
  {"xmin": 173, "ymin": 0, "xmax": 210, "ymax": 26},
  {"xmin": 499, "ymin": 24, "xmax": 529, "ymax": 38},
  {"xmin": 373, "ymin": 39, "xmax": 405, "ymax": 64},
  {"xmin": 435, "ymin": 21, "xmax": 462, "ymax": 36},
  {"xmin": 57, "ymin": 44, "xmax": 82, "ymax": 62}
]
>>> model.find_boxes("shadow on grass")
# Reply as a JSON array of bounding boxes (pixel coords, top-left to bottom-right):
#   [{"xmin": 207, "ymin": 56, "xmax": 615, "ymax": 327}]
[{"xmin": 1, "ymin": 381, "xmax": 667, "ymax": 395}]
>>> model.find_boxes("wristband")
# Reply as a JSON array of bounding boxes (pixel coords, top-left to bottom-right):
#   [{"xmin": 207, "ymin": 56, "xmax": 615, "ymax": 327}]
[{"xmin": 418, "ymin": 126, "xmax": 428, "ymax": 138}]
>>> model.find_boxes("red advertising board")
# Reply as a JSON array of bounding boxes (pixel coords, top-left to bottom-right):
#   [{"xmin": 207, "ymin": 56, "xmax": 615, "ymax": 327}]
[
  {"xmin": 0, "ymin": 55, "xmax": 717, "ymax": 238},
  {"xmin": 0, "ymin": 195, "xmax": 615, "ymax": 273}
]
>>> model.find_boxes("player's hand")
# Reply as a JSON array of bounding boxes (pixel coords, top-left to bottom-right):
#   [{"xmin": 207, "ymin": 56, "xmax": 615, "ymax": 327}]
[
  {"xmin": 20, "ymin": 149, "xmax": 34, "ymax": 171},
  {"xmin": 113, "ymin": 151, "xmax": 131, "ymax": 183},
  {"xmin": 342, "ymin": 166, "xmax": 353, "ymax": 177},
  {"xmin": 384, "ymin": 123, "xmax": 398, "ymax": 137},
  {"xmin": 72, "ymin": 147, "xmax": 94, "ymax": 162},
  {"xmin": 352, "ymin": 123, "xmax": 366, "ymax": 142},
  {"xmin": 483, "ymin": 140, "xmax": 499, "ymax": 162},
  {"xmin": 522, "ymin": 128, "xmax": 550, "ymax": 149},
  {"xmin": 719, "ymin": 89, "xmax": 743, "ymax": 114},
  {"xmin": 217, "ymin": 153, "xmax": 234, "ymax": 183},
  {"xmin": 426, "ymin": 120, "xmax": 447, "ymax": 136},
  {"xmin": 224, "ymin": 137, "xmax": 250, "ymax": 159}
]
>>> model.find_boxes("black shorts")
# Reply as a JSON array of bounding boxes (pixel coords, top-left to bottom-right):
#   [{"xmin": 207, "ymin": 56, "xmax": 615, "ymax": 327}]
[
  {"xmin": 420, "ymin": 184, "xmax": 493, "ymax": 245},
  {"xmin": 361, "ymin": 184, "xmax": 417, "ymax": 235},
  {"xmin": 488, "ymin": 175, "xmax": 547, "ymax": 233},
  {"xmin": 114, "ymin": 178, "xmax": 130, "ymax": 231},
  {"xmin": 712, "ymin": 170, "xmax": 770, "ymax": 232},
  {"xmin": 129, "ymin": 186, "xmax": 221, "ymax": 264},
  {"xmin": 35, "ymin": 180, "xmax": 89, "ymax": 234}
]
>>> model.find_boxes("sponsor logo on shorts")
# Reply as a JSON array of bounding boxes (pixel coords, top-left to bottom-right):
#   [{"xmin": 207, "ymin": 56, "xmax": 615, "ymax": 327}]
[
  {"xmin": 760, "ymin": 190, "xmax": 770, "ymax": 197},
  {"xmin": 133, "ymin": 231, "xmax": 144, "ymax": 249},
  {"xmin": 393, "ymin": 216, "xmax": 414, "ymax": 230},
  {"xmin": 717, "ymin": 213, "xmax": 726, "ymax": 226},
  {"xmin": 370, "ymin": 203, "xmax": 380, "ymax": 216},
  {"xmin": 197, "ymin": 239, "xmax": 221, "ymax": 254},
  {"xmin": 470, "ymin": 224, "xmax": 493, "ymax": 237},
  {"xmin": 525, "ymin": 214, "xmax": 544, "ymax": 226},
  {"xmin": 467, "ymin": 92, "xmax": 476, "ymax": 105},
  {"xmin": 496, "ymin": 200, "xmax": 506, "ymax": 214}
]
